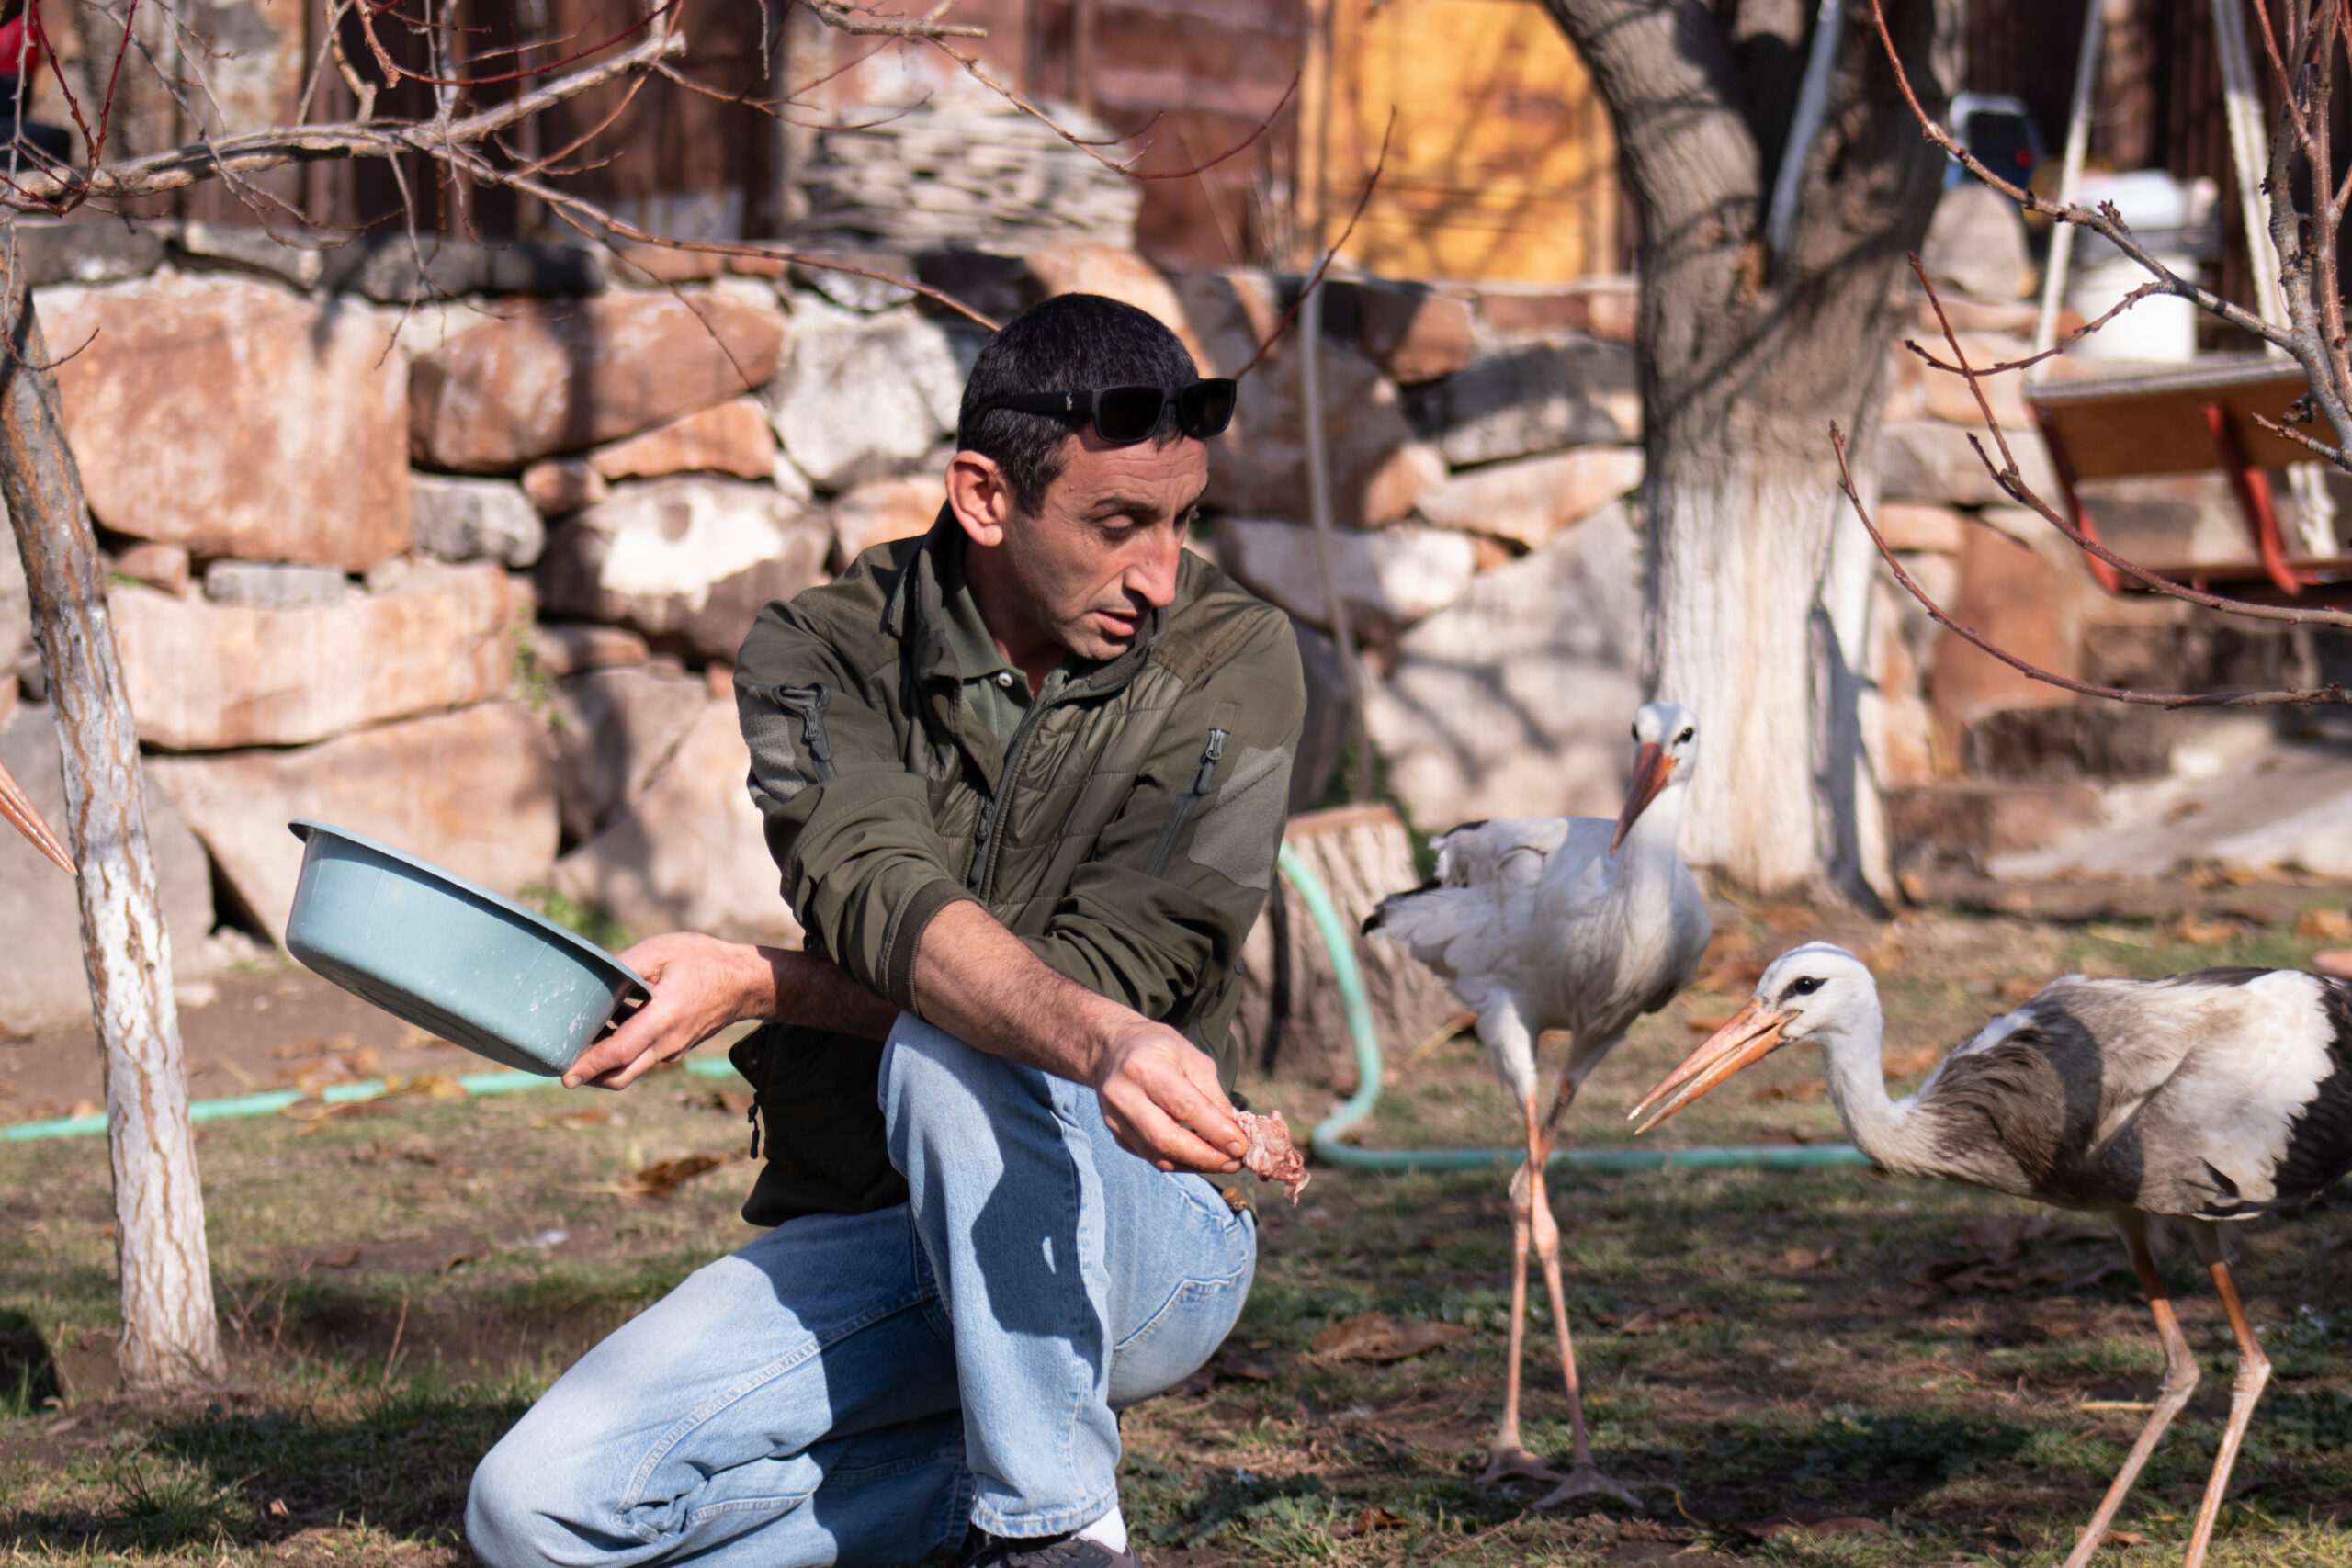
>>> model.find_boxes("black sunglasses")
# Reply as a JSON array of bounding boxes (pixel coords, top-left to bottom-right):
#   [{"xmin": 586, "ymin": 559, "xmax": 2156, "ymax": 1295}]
[{"xmin": 971, "ymin": 379, "xmax": 1238, "ymax": 445}]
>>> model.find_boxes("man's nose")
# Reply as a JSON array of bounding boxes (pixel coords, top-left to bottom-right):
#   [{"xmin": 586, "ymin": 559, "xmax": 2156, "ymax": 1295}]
[{"xmin": 1127, "ymin": 525, "xmax": 1182, "ymax": 608}]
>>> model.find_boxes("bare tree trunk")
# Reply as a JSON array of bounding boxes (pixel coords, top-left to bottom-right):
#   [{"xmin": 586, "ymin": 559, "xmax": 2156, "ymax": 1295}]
[
  {"xmin": 1542, "ymin": 0, "xmax": 1960, "ymax": 901},
  {"xmin": 1, "ymin": 276, "xmax": 222, "ymax": 1390}
]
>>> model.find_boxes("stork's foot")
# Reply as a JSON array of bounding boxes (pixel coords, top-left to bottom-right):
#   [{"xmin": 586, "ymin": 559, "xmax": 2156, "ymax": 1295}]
[
  {"xmin": 1477, "ymin": 1444, "xmax": 1566, "ymax": 1490},
  {"xmin": 1531, "ymin": 1464, "xmax": 1643, "ymax": 1512}
]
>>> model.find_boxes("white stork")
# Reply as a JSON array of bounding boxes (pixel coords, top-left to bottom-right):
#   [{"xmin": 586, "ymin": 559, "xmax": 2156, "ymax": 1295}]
[
  {"xmin": 1365, "ymin": 701, "xmax": 1710, "ymax": 1507},
  {"xmin": 0, "ymin": 754, "xmax": 74, "ymax": 874},
  {"xmin": 1633, "ymin": 943, "xmax": 2352, "ymax": 1568}
]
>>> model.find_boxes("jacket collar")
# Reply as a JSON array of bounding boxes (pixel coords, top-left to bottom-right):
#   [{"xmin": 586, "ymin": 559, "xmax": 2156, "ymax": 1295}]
[{"xmin": 887, "ymin": 505, "xmax": 1171, "ymax": 700}]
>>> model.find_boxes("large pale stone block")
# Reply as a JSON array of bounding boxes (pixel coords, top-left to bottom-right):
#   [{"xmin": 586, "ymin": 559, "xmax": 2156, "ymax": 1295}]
[
  {"xmin": 552, "ymin": 699, "xmax": 805, "ymax": 946},
  {"xmin": 0, "ymin": 705, "xmax": 214, "ymax": 1032},
  {"xmin": 1413, "ymin": 447, "xmax": 1644, "ymax": 549},
  {"xmin": 590, "ymin": 397, "xmax": 776, "ymax": 483},
  {"xmin": 148, "ymin": 702, "xmax": 560, "ymax": 943},
  {"xmin": 47, "ymin": 275, "xmax": 411, "ymax": 569},
  {"xmin": 113, "ymin": 561, "xmax": 514, "ymax": 750},
  {"xmin": 1213, "ymin": 517, "xmax": 1476, "ymax": 641},
  {"xmin": 767, "ymin": 299, "xmax": 966, "ymax": 490},
  {"xmin": 1403, "ymin": 337, "xmax": 1637, "ymax": 467},
  {"xmin": 548, "ymin": 663, "xmax": 708, "ymax": 843},
  {"xmin": 1878, "ymin": 418, "xmax": 2057, "ymax": 506},
  {"xmin": 1208, "ymin": 343, "xmax": 1440, "ymax": 526},
  {"xmin": 411, "ymin": 292, "xmax": 787, "ymax": 471},
  {"xmin": 411, "ymin": 474, "xmax": 545, "ymax": 566},
  {"xmin": 1363, "ymin": 502, "xmax": 1645, "ymax": 830},
  {"xmin": 830, "ymin": 477, "xmax": 946, "ymax": 566},
  {"xmin": 537, "ymin": 478, "xmax": 831, "ymax": 662}
]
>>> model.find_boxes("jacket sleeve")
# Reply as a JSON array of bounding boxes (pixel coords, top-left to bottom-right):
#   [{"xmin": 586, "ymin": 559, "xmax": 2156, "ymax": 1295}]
[
  {"xmin": 1020, "ymin": 605, "xmax": 1306, "ymax": 1031},
  {"xmin": 734, "ymin": 603, "xmax": 974, "ymax": 1011}
]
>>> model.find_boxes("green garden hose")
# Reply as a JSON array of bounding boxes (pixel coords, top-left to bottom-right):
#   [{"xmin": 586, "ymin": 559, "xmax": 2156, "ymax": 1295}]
[{"xmin": 1277, "ymin": 841, "xmax": 1869, "ymax": 1174}]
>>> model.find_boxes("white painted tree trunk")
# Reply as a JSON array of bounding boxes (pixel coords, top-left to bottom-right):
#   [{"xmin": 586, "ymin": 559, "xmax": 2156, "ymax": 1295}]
[
  {"xmin": 1645, "ymin": 460, "xmax": 1888, "ymax": 899},
  {"xmin": 1, "ymin": 280, "xmax": 223, "ymax": 1390},
  {"xmin": 1544, "ymin": 0, "xmax": 1956, "ymax": 903}
]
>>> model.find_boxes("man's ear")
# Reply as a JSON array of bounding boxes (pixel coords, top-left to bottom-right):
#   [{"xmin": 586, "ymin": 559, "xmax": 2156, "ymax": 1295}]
[{"xmin": 945, "ymin": 451, "xmax": 1014, "ymax": 547}]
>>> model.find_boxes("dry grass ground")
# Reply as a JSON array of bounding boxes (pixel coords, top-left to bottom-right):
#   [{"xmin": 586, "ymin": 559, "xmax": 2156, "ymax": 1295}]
[{"xmin": 4, "ymin": 896, "xmax": 2351, "ymax": 1567}]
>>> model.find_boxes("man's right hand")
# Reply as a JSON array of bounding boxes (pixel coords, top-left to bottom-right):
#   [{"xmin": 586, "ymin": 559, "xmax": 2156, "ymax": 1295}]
[{"xmin": 1090, "ymin": 1017, "xmax": 1248, "ymax": 1176}]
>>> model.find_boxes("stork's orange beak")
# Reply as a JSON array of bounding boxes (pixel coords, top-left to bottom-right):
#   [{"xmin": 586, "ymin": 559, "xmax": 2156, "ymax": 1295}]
[
  {"xmin": 1610, "ymin": 741, "xmax": 1675, "ymax": 855},
  {"xmin": 1628, "ymin": 996, "xmax": 1792, "ymax": 1134},
  {"xmin": 0, "ymin": 757, "xmax": 74, "ymax": 875}
]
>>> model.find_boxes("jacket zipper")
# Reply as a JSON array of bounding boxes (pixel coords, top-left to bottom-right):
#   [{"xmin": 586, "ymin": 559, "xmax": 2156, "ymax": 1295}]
[
  {"xmin": 1146, "ymin": 728, "xmax": 1227, "ymax": 877},
  {"xmin": 774, "ymin": 684, "xmax": 837, "ymax": 781},
  {"xmin": 967, "ymin": 695, "xmax": 1056, "ymax": 899}
]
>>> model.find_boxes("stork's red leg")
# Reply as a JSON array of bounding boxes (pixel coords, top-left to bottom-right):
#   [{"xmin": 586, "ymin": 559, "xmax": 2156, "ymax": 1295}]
[
  {"xmin": 1529, "ymin": 1082, "xmax": 1639, "ymax": 1510},
  {"xmin": 1480, "ymin": 1095, "xmax": 1565, "ymax": 1487},
  {"xmin": 2180, "ymin": 1222, "xmax": 2271, "ymax": 1568},
  {"xmin": 2062, "ymin": 1213, "xmax": 2200, "ymax": 1568}
]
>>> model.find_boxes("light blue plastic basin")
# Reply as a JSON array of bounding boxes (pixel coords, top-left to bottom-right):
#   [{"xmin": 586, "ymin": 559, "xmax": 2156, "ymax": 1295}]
[{"xmin": 283, "ymin": 819, "xmax": 650, "ymax": 1076}]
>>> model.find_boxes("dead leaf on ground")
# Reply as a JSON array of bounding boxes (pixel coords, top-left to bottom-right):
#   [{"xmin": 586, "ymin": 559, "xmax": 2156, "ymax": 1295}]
[
  {"xmin": 1307, "ymin": 1312, "xmax": 1472, "ymax": 1362},
  {"xmin": 67, "ymin": 1099, "xmax": 100, "ymax": 1120},
  {"xmin": 1998, "ymin": 976, "xmax": 2040, "ymax": 1005},
  {"xmin": 2298, "ymin": 908, "xmax": 2352, "ymax": 942},
  {"xmin": 1912, "ymin": 1216, "xmax": 2109, "ymax": 1293},
  {"xmin": 2173, "ymin": 912, "xmax": 2237, "ymax": 945},
  {"xmin": 1600, "ymin": 1303, "xmax": 1725, "ymax": 1335},
  {"xmin": 1174, "ymin": 1347, "xmax": 1280, "ymax": 1395},
  {"xmin": 1775, "ymin": 1246, "xmax": 1836, "ymax": 1271},
  {"xmin": 612, "ymin": 1154, "xmax": 729, "ymax": 1201},
  {"xmin": 311, "ymin": 1247, "xmax": 360, "ymax": 1269},
  {"xmin": 440, "ymin": 1250, "xmax": 486, "ymax": 1275},
  {"xmin": 1349, "ymin": 1506, "xmax": 1412, "ymax": 1534},
  {"xmin": 343, "ymin": 1046, "xmax": 383, "ymax": 1078},
  {"xmin": 2186, "ymin": 862, "xmax": 2260, "ymax": 889},
  {"xmin": 537, "ymin": 1108, "xmax": 618, "ymax": 1130},
  {"xmin": 2105, "ymin": 1529, "xmax": 2147, "ymax": 1546},
  {"xmin": 382, "ymin": 1072, "xmax": 469, "ymax": 1100}
]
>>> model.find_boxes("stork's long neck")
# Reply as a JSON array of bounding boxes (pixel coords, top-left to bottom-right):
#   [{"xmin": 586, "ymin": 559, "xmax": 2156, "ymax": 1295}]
[
  {"xmin": 1614, "ymin": 774, "xmax": 1690, "ymax": 894},
  {"xmin": 1810, "ymin": 994, "xmax": 1922, "ymax": 1173}
]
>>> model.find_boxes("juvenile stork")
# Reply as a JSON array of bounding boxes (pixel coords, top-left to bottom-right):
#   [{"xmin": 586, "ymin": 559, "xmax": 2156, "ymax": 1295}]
[
  {"xmin": 1633, "ymin": 943, "xmax": 2352, "ymax": 1568},
  {"xmin": 1366, "ymin": 701, "xmax": 1709, "ymax": 1507},
  {"xmin": 0, "ymin": 755, "xmax": 74, "ymax": 874}
]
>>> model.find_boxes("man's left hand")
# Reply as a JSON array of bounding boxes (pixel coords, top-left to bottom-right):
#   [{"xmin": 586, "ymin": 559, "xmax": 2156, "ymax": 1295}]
[{"xmin": 563, "ymin": 932, "xmax": 760, "ymax": 1090}]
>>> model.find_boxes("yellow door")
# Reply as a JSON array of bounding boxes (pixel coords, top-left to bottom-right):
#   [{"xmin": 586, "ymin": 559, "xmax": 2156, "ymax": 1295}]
[{"xmin": 1306, "ymin": 0, "xmax": 1619, "ymax": 284}]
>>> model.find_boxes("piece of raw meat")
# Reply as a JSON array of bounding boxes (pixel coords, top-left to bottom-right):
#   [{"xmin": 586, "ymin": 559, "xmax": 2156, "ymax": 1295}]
[{"xmin": 1237, "ymin": 1109, "xmax": 1309, "ymax": 1202}]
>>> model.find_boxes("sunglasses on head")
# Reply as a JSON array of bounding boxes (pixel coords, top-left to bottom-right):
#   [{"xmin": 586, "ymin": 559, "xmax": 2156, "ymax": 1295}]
[{"xmin": 971, "ymin": 379, "xmax": 1238, "ymax": 446}]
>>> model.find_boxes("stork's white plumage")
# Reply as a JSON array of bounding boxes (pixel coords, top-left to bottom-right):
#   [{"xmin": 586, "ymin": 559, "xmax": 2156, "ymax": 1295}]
[
  {"xmin": 0, "ymin": 755, "xmax": 73, "ymax": 874},
  {"xmin": 1635, "ymin": 944, "xmax": 2352, "ymax": 1568},
  {"xmin": 1366, "ymin": 701, "xmax": 1710, "ymax": 1506}
]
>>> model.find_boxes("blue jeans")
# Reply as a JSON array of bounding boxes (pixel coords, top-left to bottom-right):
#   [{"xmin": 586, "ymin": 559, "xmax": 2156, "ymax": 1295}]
[{"xmin": 467, "ymin": 1016, "xmax": 1257, "ymax": 1568}]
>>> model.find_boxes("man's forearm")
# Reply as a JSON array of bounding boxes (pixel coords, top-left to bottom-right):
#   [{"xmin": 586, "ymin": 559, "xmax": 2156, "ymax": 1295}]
[
  {"xmin": 907, "ymin": 900, "xmax": 1128, "ymax": 1080},
  {"xmin": 739, "ymin": 942, "xmax": 901, "ymax": 1039}
]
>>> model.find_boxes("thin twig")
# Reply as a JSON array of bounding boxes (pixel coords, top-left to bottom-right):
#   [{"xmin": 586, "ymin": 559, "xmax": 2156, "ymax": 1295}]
[{"xmin": 1234, "ymin": 107, "xmax": 1397, "ymax": 380}]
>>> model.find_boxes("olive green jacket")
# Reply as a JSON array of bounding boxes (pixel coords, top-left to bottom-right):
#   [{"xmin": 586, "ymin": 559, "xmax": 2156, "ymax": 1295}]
[{"xmin": 728, "ymin": 515, "xmax": 1306, "ymax": 1225}]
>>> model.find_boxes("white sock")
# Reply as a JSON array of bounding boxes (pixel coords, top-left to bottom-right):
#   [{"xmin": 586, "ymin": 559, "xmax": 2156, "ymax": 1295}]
[{"xmin": 1074, "ymin": 1506, "xmax": 1127, "ymax": 1553}]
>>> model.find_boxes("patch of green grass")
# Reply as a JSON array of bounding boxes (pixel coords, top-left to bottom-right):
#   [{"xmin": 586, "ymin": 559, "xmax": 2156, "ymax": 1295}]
[{"xmin": 516, "ymin": 884, "xmax": 631, "ymax": 952}]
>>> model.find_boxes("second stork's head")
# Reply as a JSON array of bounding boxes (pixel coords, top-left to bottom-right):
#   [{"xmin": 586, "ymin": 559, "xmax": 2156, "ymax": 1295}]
[
  {"xmin": 1626, "ymin": 942, "xmax": 1880, "ymax": 1132},
  {"xmin": 1611, "ymin": 701, "xmax": 1699, "ymax": 855}
]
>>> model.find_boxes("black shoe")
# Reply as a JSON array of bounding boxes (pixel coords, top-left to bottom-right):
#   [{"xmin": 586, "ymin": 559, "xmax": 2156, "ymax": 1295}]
[{"xmin": 951, "ymin": 1528, "xmax": 1141, "ymax": 1568}]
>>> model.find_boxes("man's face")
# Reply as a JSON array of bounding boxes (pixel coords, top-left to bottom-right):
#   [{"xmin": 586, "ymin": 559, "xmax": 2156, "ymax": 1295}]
[{"xmin": 948, "ymin": 429, "xmax": 1207, "ymax": 667}]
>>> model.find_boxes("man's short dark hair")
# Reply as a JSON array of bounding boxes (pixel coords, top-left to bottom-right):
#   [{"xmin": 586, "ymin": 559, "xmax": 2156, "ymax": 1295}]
[{"xmin": 956, "ymin": 293, "xmax": 1200, "ymax": 516}]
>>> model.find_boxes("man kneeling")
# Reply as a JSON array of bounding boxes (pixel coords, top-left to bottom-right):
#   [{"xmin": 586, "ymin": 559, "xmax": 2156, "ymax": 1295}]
[{"xmin": 466, "ymin": 294, "xmax": 1306, "ymax": 1568}]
